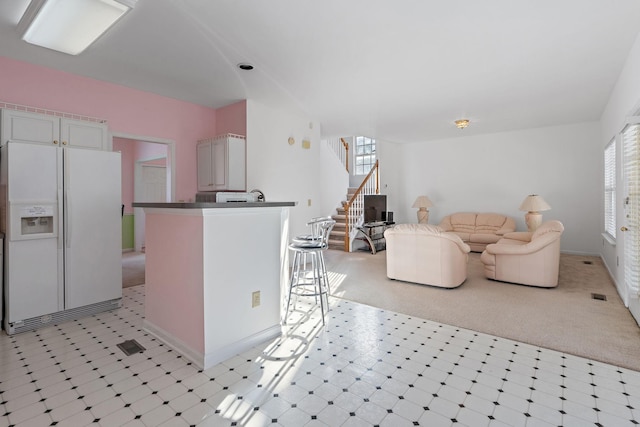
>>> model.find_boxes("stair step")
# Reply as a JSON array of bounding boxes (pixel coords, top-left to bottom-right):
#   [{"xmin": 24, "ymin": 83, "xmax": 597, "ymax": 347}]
[
  {"xmin": 332, "ymin": 214, "xmax": 346, "ymax": 222},
  {"xmin": 330, "ymin": 230, "xmax": 345, "ymax": 237},
  {"xmin": 332, "ymin": 222, "xmax": 346, "ymax": 229},
  {"xmin": 328, "ymin": 239, "xmax": 345, "ymax": 249}
]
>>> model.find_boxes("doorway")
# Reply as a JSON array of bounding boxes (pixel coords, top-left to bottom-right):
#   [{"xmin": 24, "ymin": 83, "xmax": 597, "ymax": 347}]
[{"xmin": 112, "ymin": 133, "xmax": 175, "ymax": 288}]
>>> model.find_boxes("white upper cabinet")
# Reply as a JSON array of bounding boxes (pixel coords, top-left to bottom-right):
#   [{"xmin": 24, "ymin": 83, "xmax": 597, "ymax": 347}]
[
  {"xmin": 1, "ymin": 109, "xmax": 109, "ymax": 150},
  {"xmin": 197, "ymin": 134, "xmax": 246, "ymax": 192}
]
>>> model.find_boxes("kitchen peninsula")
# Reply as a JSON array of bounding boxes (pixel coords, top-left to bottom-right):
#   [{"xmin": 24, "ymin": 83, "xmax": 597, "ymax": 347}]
[{"xmin": 133, "ymin": 201, "xmax": 295, "ymax": 369}]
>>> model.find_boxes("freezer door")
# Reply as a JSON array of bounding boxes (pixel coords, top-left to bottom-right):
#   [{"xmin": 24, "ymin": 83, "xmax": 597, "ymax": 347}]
[
  {"xmin": 64, "ymin": 148, "xmax": 122, "ymax": 309},
  {"xmin": 3, "ymin": 143, "xmax": 63, "ymax": 321},
  {"xmin": 6, "ymin": 239, "xmax": 62, "ymax": 321}
]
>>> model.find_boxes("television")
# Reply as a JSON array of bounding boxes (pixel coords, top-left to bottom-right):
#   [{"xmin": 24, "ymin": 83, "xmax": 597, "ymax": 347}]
[{"xmin": 364, "ymin": 195, "xmax": 387, "ymax": 223}]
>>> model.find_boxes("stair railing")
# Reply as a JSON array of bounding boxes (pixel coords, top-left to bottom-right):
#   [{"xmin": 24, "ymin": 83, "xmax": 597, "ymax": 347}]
[
  {"xmin": 343, "ymin": 160, "xmax": 379, "ymax": 252},
  {"xmin": 340, "ymin": 137, "xmax": 349, "ymax": 173},
  {"xmin": 326, "ymin": 137, "xmax": 349, "ymax": 172}
]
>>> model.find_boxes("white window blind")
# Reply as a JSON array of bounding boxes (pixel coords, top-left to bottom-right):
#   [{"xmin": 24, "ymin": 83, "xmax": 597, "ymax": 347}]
[
  {"xmin": 604, "ymin": 139, "xmax": 616, "ymax": 239},
  {"xmin": 623, "ymin": 124, "xmax": 640, "ymax": 294}
]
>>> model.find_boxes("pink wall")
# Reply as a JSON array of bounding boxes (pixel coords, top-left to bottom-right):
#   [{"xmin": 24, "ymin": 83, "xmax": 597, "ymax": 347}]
[
  {"xmin": 134, "ymin": 140, "xmax": 168, "ymax": 161},
  {"xmin": 114, "ymin": 137, "xmax": 169, "ymax": 214},
  {"xmin": 113, "ymin": 137, "xmax": 135, "ymax": 214},
  {"xmin": 0, "ymin": 56, "xmax": 220, "ymax": 201},
  {"xmin": 216, "ymin": 100, "xmax": 247, "ymax": 136}
]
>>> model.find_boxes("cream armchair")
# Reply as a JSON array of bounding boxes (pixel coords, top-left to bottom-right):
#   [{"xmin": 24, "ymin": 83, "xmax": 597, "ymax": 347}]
[
  {"xmin": 480, "ymin": 220, "xmax": 564, "ymax": 288},
  {"xmin": 385, "ymin": 224, "xmax": 471, "ymax": 288}
]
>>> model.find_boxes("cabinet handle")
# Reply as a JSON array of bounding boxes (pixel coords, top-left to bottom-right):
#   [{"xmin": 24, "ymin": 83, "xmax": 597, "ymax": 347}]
[
  {"xmin": 621, "ymin": 226, "xmax": 629, "ymax": 231},
  {"xmin": 62, "ymin": 141, "xmax": 68, "ymax": 145},
  {"xmin": 53, "ymin": 140, "xmax": 58, "ymax": 145}
]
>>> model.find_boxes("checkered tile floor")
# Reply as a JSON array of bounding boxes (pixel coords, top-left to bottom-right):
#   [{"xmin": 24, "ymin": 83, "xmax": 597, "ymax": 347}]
[{"xmin": 1, "ymin": 285, "xmax": 639, "ymax": 426}]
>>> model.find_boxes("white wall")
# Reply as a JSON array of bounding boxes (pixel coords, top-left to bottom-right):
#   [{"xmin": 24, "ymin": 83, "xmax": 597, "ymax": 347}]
[
  {"xmin": 599, "ymin": 32, "xmax": 640, "ymax": 301},
  {"xmin": 383, "ymin": 122, "xmax": 602, "ymax": 254},
  {"xmin": 320, "ymin": 140, "xmax": 349, "ymax": 217},
  {"xmin": 376, "ymin": 139, "xmax": 403, "ymax": 222},
  {"xmin": 245, "ymin": 100, "xmax": 324, "ymax": 238}
]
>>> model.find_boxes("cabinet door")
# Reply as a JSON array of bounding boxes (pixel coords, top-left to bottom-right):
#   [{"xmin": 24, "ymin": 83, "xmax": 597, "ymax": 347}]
[
  {"xmin": 61, "ymin": 118, "xmax": 108, "ymax": 150},
  {"xmin": 212, "ymin": 139, "xmax": 228, "ymax": 189},
  {"xmin": 197, "ymin": 141, "xmax": 214, "ymax": 191},
  {"xmin": 226, "ymin": 136, "xmax": 246, "ymax": 191},
  {"xmin": 1, "ymin": 109, "xmax": 59, "ymax": 146}
]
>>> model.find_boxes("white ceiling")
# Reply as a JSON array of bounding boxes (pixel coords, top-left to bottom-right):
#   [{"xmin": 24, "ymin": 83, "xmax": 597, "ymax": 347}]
[{"xmin": 1, "ymin": 0, "xmax": 640, "ymax": 143}]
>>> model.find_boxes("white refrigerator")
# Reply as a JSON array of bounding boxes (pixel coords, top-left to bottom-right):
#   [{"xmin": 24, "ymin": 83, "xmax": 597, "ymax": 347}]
[{"xmin": 1, "ymin": 142, "xmax": 122, "ymax": 334}]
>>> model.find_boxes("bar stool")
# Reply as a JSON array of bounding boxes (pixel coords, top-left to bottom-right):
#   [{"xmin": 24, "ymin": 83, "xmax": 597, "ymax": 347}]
[
  {"xmin": 285, "ymin": 219, "xmax": 336, "ymax": 325},
  {"xmin": 292, "ymin": 216, "xmax": 333, "ymax": 244}
]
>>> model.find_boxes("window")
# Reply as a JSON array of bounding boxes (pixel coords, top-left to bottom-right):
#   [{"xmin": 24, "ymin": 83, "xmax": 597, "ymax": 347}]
[
  {"xmin": 604, "ymin": 138, "xmax": 616, "ymax": 239},
  {"xmin": 354, "ymin": 136, "xmax": 376, "ymax": 175}
]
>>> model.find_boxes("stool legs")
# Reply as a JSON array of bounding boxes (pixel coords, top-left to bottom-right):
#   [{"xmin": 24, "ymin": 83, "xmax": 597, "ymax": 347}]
[{"xmin": 284, "ymin": 248, "xmax": 330, "ymax": 325}]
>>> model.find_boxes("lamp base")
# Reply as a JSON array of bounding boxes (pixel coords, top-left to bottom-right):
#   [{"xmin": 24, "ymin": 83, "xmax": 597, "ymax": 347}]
[
  {"xmin": 524, "ymin": 212, "xmax": 542, "ymax": 232},
  {"xmin": 417, "ymin": 208, "xmax": 429, "ymax": 224}
]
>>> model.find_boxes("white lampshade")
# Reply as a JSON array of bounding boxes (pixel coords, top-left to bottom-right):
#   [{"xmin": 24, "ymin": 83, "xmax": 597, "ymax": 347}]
[
  {"xmin": 18, "ymin": 0, "xmax": 136, "ymax": 55},
  {"xmin": 519, "ymin": 195, "xmax": 551, "ymax": 212},
  {"xmin": 412, "ymin": 196, "xmax": 434, "ymax": 209}
]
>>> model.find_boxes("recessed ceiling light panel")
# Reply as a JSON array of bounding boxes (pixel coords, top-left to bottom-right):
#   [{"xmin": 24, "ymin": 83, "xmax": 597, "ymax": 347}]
[{"xmin": 18, "ymin": 0, "xmax": 135, "ymax": 55}]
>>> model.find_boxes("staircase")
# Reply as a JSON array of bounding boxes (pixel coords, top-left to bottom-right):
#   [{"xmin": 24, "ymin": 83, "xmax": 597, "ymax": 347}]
[{"xmin": 328, "ymin": 187, "xmax": 357, "ymax": 250}]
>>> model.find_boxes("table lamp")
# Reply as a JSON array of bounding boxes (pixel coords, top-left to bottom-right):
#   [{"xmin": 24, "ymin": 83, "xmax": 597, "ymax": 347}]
[
  {"xmin": 519, "ymin": 194, "xmax": 551, "ymax": 232},
  {"xmin": 412, "ymin": 196, "xmax": 433, "ymax": 224}
]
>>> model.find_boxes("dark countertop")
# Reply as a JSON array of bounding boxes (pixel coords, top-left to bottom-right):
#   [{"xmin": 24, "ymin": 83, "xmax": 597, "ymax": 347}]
[{"xmin": 132, "ymin": 202, "xmax": 296, "ymax": 209}]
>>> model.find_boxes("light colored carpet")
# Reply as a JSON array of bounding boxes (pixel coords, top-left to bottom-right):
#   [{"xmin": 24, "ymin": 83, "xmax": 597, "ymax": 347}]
[
  {"xmin": 324, "ymin": 249, "xmax": 640, "ymax": 372},
  {"xmin": 122, "ymin": 251, "xmax": 145, "ymax": 288}
]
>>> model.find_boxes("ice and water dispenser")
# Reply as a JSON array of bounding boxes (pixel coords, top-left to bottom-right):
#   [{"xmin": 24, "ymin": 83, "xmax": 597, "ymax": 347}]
[{"xmin": 10, "ymin": 204, "xmax": 56, "ymax": 240}]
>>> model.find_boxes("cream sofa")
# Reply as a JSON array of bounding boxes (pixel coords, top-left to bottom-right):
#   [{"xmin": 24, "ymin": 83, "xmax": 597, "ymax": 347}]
[
  {"xmin": 480, "ymin": 220, "xmax": 564, "ymax": 288},
  {"xmin": 438, "ymin": 212, "xmax": 516, "ymax": 252},
  {"xmin": 384, "ymin": 224, "xmax": 471, "ymax": 288}
]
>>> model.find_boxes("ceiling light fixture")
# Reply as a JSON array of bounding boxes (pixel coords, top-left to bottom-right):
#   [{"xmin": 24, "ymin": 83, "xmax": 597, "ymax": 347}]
[
  {"xmin": 455, "ymin": 119, "xmax": 470, "ymax": 129},
  {"xmin": 237, "ymin": 63, "xmax": 254, "ymax": 71},
  {"xmin": 17, "ymin": 0, "xmax": 137, "ymax": 56}
]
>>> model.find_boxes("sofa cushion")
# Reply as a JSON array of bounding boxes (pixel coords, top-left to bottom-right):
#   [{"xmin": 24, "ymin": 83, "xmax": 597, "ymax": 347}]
[
  {"xmin": 475, "ymin": 213, "xmax": 509, "ymax": 233},
  {"xmin": 469, "ymin": 234, "xmax": 502, "ymax": 244},
  {"xmin": 449, "ymin": 213, "xmax": 478, "ymax": 233},
  {"xmin": 439, "ymin": 212, "xmax": 516, "ymax": 252}
]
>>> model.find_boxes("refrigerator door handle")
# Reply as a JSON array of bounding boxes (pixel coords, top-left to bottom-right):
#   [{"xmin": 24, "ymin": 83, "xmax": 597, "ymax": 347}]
[
  {"xmin": 65, "ymin": 194, "xmax": 72, "ymax": 249},
  {"xmin": 64, "ymin": 148, "xmax": 71, "ymax": 249}
]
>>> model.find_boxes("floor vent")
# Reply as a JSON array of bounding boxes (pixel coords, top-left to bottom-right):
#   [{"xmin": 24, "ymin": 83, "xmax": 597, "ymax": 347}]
[
  {"xmin": 583, "ymin": 260, "xmax": 593, "ymax": 265},
  {"xmin": 117, "ymin": 339, "xmax": 146, "ymax": 356},
  {"xmin": 591, "ymin": 293, "xmax": 607, "ymax": 301}
]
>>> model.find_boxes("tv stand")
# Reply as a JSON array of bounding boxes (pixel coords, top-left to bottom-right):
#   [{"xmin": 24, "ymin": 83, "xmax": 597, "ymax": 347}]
[{"xmin": 356, "ymin": 222, "xmax": 394, "ymax": 254}]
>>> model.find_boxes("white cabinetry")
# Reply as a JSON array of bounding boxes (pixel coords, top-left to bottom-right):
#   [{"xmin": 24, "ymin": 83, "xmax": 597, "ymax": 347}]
[
  {"xmin": 1, "ymin": 109, "xmax": 109, "ymax": 150},
  {"xmin": 197, "ymin": 134, "xmax": 246, "ymax": 192}
]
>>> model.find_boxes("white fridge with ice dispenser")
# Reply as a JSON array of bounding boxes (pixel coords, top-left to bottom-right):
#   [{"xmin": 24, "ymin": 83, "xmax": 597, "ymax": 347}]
[{"xmin": 1, "ymin": 141, "xmax": 122, "ymax": 334}]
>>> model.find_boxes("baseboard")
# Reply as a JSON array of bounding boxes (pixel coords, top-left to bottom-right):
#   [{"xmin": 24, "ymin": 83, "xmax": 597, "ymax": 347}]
[
  {"xmin": 203, "ymin": 325, "xmax": 282, "ymax": 370},
  {"xmin": 143, "ymin": 320, "xmax": 205, "ymax": 368},
  {"xmin": 143, "ymin": 320, "xmax": 282, "ymax": 370},
  {"xmin": 560, "ymin": 250, "xmax": 600, "ymax": 256}
]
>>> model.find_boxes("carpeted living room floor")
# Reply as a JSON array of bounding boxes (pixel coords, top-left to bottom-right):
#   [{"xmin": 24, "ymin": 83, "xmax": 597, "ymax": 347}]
[
  {"xmin": 324, "ymin": 249, "xmax": 640, "ymax": 372},
  {"xmin": 122, "ymin": 248, "xmax": 640, "ymax": 372}
]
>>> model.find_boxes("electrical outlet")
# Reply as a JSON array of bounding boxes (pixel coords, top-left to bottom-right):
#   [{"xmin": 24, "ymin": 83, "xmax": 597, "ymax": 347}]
[
  {"xmin": 252, "ymin": 291, "xmax": 261, "ymax": 308},
  {"xmin": 308, "ymin": 199, "xmax": 312, "ymax": 206}
]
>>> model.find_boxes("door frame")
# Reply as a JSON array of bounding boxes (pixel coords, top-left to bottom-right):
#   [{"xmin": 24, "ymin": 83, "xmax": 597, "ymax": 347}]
[
  {"xmin": 112, "ymin": 132, "xmax": 176, "ymax": 252},
  {"xmin": 134, "ymin": 159, "xmax": 168, "ymax": 252}
]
